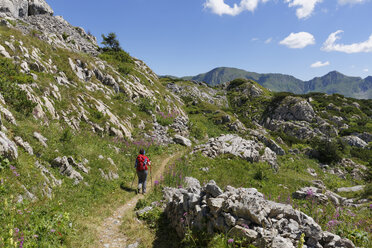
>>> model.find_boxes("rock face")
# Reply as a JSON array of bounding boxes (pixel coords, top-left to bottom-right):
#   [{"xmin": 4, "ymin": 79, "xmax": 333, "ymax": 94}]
[
  {"xmin": 342, "ymin": 136, "xmax": 368, "ymax": 148},
  {"xmin": 163, "ymin": 177, "xmax": 355, "ymax": 248},
  {"xmin": 27, "ymin": 0, "xmax": 53, "ymax": 16},
  {"xmin": 0, "ymin": 0, "xmax": 53, "ymax": 18},
  {"xmin": 166, "ymin": 82, "xmax": 228, "ymax": 108},
  {"xmin": 263, "ymin": 96, "xmax": 338, "ymax": 140},
  {"xmin": 193, "ymin": 134, "xmax": 277, "ymax": 168},
  {"xmin": 51, "ymin": 156, "xmax": 88, "ymax": 184},
  {"xmin": 0, "ymin": 131, "xmax": 18, "ymax": 160}
]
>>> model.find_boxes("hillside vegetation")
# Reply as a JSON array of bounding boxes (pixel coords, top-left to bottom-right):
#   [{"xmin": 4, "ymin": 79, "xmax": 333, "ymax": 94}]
[{"xmin": 0, "ymin": 2, "xmax": 371, "ymax": 248}]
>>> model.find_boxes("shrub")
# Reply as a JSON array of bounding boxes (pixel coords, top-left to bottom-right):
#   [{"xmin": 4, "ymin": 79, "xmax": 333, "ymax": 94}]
[
  {"xmin": 0, "ymin": 157, "xmax": 10, "ymax": 171},
  {"xmin": 138, "ymin": 98, "xmax": 155, "ymax": 114},
  {"xmin": 62, "ymin": 32, "xmax": 69, "ymax": 40},
  {"xmin": 60, "ymin": 129, "xmax": 73, "ymax": 143},
  {"xmin": 0, "ymin": 57, "xmax": 36, "ymax": 115},
  {"xmin": 311, "ymin": 138, "xmax": 345, "ymax": 164}
]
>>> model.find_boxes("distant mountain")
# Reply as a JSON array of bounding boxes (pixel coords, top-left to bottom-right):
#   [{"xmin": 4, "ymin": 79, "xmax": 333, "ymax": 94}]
[{"xmin": 180, "ymin": 67, "xmax": 372, "ymax": 99}]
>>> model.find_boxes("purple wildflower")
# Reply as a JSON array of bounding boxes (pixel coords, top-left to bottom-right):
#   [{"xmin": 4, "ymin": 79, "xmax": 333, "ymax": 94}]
[
  {"xmin": 306, "ymin": 189, "xmax": 314, "ymax": 197},
  {"xmin": 51, "ymin": 229, "xmax": 56, "ymax": 233},
  {"xmin": 33, "ymin": 234, "xmax": 39, "ymax": 238},
  {"xmin": 154, "ymin": 180, "xmax": 159, "ymax": 186},
  {"xmin": 14, "ymin": 228, "xmax": 19, "ymax": 234},
  {"xmin": 228, "ymin": 238, "xmax": 234, "ymax": 244}
]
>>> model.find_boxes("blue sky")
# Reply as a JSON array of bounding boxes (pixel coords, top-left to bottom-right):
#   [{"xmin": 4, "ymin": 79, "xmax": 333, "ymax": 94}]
[{"xmin": 47, "ymin": 0, "xmax": 372, "ymax": 80}]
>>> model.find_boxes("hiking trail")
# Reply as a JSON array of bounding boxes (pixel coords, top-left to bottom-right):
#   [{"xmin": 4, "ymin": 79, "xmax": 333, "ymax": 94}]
[{"xmin": 96, "ymin": 152, "xmax": 182, "ymax": 248}]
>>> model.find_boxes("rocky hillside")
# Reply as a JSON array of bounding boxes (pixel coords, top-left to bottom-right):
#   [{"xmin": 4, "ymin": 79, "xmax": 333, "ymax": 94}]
[
  {"xmin": 180, "ymin": 67, "xmax": 372, "ymax": 99},
  {"xmin": 0, "ymin": 1, "xmax": 371, "ymax": 247}
]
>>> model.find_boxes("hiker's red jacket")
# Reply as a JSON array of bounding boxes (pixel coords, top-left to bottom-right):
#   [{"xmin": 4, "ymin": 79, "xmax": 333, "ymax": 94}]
[{"xmin": 135, "ymin": 154, "xmax": 150, "ymax": 171}]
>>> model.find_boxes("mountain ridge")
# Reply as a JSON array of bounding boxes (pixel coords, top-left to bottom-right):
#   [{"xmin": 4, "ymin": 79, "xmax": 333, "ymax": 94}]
[{"xmin": 176, "ymin": 67, "xmax": 372, "ymax": 99}]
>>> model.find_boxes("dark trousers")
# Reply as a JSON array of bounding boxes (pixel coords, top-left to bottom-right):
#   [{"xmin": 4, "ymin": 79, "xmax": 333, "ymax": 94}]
[{"xmin": 137, "ymin": 170, "xmax": 148, "ymax": 193}]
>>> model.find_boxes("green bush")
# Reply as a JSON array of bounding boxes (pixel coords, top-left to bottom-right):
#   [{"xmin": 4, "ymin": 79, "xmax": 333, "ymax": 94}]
[
  {"xmin": 0, "ymin": 57, "xmax": 36, "ymax": 115},
  {"xmin": 60, "ymin": 129, "xmax": 73, "ymax": 143},
  {"xmin": 0, "ymin": 157, "xmax": 10, "ymax": 171},
  {"xmin": 138, "ymin": 98, "xmax": 155, "ymax": 114},
  {"xmin": 311, "ymin": 138, "xmax": 346, "ymax": 164}
]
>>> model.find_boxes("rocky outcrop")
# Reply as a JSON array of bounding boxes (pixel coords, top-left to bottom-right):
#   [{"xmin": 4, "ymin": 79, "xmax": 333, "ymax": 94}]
[
  {"xmin": 27, "ymin": 0, "xmax": 53, "ymax": 16},
  {"xmin": 14, "ymin": 136, "xmax": 33, "ymax": 155},
  {"xmin": 0, "ymin": 131, "xmax": 18, "ymax": 160},
  {"xmin": 292, "ymin": 187, "xmax": 355, "ymax": 207},
  {"xmin": 0, "ymin": 0, "xmax": 53, "ymax": 18},
  {"xmin": 337, "ymin": 185, "xmax": 365, "ymax": 193},
  {"xmin": 263, "ymin": 96, "xmax": 339, "ymax": 140},
  {"xmin": 173, "ymin": 134, "xmax": 192, "ymax": 147},
  {"xmin": 163, "ymin": 178, "xmax": 355, "ymax": 248},
  {"xmin": 342, "ymin": 136, "xmax": 368, "ymax": 148},
  {"xmin": 193, "ymin": 134, "xmax": 277, "ymax": 168},
  {"xmin": 33, "ymin": 131, "xmax": 47, "ymax": 147},
  {"xmin": 51, "ymin": 156, "xmax": 85, "ymax": 184},
  {"xmin": 270, "ymin": 96, "xmax": 315, "ymax": 122},
  {"xmin": 166, "ymin": 82, "xmax": 228, "ymax": 107},
  {"xmin": 35, "ymin": 161, "xmax": 62, "ymax": 198},
  {"xmin": 16, "ymin": 15, "xmax": 98, "ymax": 55}
]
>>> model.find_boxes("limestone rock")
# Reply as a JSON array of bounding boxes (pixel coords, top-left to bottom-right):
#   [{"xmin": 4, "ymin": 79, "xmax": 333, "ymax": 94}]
[
  {"xmin": 0, "ymin": 131, "xmax": 18, "ymax": 160},
  {"xmin": 337, "ymin": 185, "xmax": 365, "ymax": 193},
  {"xmin": 28, "ymin": 0, "xmax": 53, "ymax": 16},
  {"xmin": 52, "ymin": 156, "xmax": 83, "ymax": 184},
  {"xmin": 14, "ymin": 136, "xmax": 33, "ymax": 155},
  {"xmin": 136, "ymin": 206, "xmax": 153, "ymax": 218},
  {"xmin": 163, "ymin": 178, "xmax": 355, "ymax": 248},
  {"xmin": 33, "ymin": 131, "xmax": 47, "ymax": 147},
  {"xmin": 0, "ymin": 0, "xmax": 53, "ymax": 18},
  {"xmin": 0, "ymin": 44, "xmax": 11, "ymax": 58},
  {"xmin": 0, "ymin": 0, "xmax": 28, "ymax": 18},
  {"xmin": 0, "ymin": 105, "xmax": 17, "ymax": 125},
  {"xmin": 342, "ymin": 136, "xmax": 368, "ymax": 148},
  {"xmin": 173, "ymin": 134, "xmax": 192, "ymax": 147},
  {"xmin": 193, "ymin": 134, "xmax": 277, "ymax": 166}
]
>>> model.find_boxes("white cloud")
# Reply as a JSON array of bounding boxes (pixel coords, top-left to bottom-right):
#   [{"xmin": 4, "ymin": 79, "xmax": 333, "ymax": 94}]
[
  {"xmin": 279, "ymin": 32, "xmax": 315, "ymax": 49},
  {"xmin": 311, "ymin": 61, "xmax": 330, "ymax": 68},
  {"xmin": 265, "ymin": 37, "xmax": 272, "ymax": 44},
  {"xmin": 285, "ymin": 0, "xmax": 323, "ymax": 19},
  {"xmin": 203, "ymin": 0, "xmax": 266, "ymax": 16},
  {"xmin": 322, "ymin": 30, "xmax": 372, "ymax": 53},
  {"xmin": 338, "ymin": 0, "xmax": 366, "ymax": 5},
  {"xmin": 251, "ymin": 37, "xmax": 259, "ymax": 41},
  {"xmin": 364, "ymin": 68, "xmax": 369, "ymax": 72}
]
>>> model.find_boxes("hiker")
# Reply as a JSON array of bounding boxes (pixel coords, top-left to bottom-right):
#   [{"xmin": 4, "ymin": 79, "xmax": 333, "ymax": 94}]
[{"xmin": 134, "ymin": 148, "xmax": 151, "ymax": 194}]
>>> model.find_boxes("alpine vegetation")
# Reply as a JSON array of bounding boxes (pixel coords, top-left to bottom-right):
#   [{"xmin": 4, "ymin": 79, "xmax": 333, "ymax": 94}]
[{"xmin": 0, "ymin": 0, "xmax": 371, "ymax": 247}]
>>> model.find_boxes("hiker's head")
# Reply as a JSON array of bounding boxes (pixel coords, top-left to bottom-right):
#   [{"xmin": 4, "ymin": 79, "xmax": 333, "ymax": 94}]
[{"xmin": 139, "ymin": 148, "xmax": 145, "ymax": 155}]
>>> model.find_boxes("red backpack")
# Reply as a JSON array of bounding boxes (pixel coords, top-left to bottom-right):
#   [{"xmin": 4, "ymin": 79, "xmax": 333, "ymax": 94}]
[{"xmin": 136, "ymin": 154, "xmax": 148, "ymax": 171}]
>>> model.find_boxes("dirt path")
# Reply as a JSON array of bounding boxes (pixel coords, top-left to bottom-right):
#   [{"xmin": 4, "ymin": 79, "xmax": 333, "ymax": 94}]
[{"xmin": 97, "ymin": 152, "xmax": 181, "ymax": 248}]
